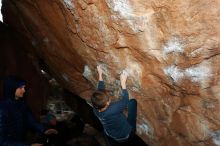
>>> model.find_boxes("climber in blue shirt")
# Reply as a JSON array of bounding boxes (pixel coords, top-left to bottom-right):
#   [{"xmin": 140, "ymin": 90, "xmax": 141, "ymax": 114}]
[
  {"xmin": 91, "ymin": 65, "xmax": 137, "ymax": 146},
  {"xmin": 0, "ymin": 76, "xmax": 58, "ymax": 146}
]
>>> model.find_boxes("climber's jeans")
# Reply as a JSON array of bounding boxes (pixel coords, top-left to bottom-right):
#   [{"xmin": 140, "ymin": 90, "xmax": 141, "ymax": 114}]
[
  {"xmin": 127, "ymin": 99, "xmax": 137, "ymax": 132},
  {"xmin": 105, "ymin": 99, "xmax": 137, "ymax": 146}
]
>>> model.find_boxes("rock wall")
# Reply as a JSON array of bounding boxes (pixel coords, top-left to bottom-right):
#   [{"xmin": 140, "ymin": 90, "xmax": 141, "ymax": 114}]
[{"xmin": 2, "ymin": 0, "xmax": 220, "ymax": 145}]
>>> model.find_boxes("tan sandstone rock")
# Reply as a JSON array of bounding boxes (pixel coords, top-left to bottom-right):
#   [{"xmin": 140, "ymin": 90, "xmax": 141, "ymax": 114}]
[{"xmin": 2, "ymin": 0, "xmax": 220, "ymax": 145}]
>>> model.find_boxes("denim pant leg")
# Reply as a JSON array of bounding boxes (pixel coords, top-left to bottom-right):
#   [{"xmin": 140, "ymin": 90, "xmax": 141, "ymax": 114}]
[{"xmin": 127, "ymin": 99, "xmax": 137, "ymax": 132}]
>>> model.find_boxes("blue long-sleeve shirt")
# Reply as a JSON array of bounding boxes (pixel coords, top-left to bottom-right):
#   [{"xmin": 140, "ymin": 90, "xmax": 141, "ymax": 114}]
[{"xmin": 93, "ymin": 81, "xmax": 132, "ymax": 141}]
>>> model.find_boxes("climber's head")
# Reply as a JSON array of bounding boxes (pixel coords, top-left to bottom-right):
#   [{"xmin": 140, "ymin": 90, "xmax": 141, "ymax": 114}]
[{"xmin": 91, "ymin": 90, "xmax": 110, "ymax": 112}]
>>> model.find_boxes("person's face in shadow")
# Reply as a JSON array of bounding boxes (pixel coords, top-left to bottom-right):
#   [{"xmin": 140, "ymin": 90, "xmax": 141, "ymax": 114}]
[{"xmin": 15, "ymin": 85, "xmax": 26, "ymax": 100}]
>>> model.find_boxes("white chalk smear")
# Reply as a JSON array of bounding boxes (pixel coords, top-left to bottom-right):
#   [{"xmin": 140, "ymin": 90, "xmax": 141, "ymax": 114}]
[
  {"xmin": 163, "ymin": 38, "xmax": 184, "ymax": 55},
  {"xmin": 164, "ymin": 65, "xmax": 185, "ymax": 82},
  {"xmin": 63, "ymin": 0, "xmax": 75, "ymax": 10},
  {"xmin": 164, "ymin": 64, "xmax": 211, "ymax": 84}
]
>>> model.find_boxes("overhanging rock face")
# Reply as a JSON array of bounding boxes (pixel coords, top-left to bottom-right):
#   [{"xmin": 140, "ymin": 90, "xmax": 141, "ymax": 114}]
[{"xmin": 2, "ymin": 0, "xmax": 220, "ymax": 145}]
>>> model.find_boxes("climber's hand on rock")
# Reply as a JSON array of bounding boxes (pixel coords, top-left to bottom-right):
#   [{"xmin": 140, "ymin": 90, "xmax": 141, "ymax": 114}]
[
  {"xmin": 97, "ymin": 65, "xmax": 103, "ymax": 81},
  {"xmin": 120, "ymin": 70, "xmax": 128, "ymax": 89}
]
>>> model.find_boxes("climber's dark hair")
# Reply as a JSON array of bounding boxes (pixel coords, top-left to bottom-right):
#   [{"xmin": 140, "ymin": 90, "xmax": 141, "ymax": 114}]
[{"xmin": 91, "ymin": 91, "xmax": 109, "ymax": 110}]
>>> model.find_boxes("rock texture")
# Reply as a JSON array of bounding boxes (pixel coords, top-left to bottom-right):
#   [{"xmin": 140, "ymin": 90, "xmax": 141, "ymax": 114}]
[{"xmin": 2, "ymin": 0, "xmax": 220, "ymax": 145}]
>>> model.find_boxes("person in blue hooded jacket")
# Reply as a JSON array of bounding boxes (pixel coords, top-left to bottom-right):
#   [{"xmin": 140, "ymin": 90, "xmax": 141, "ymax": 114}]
[{"xmin": 0, "ymin": 76, "xmax": 57, "ymax": 146}]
